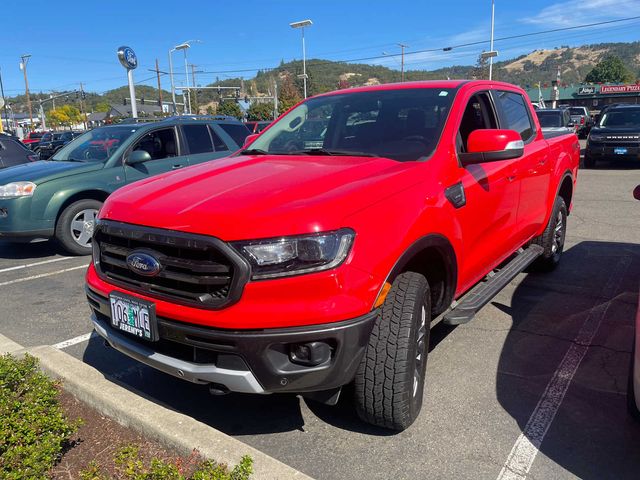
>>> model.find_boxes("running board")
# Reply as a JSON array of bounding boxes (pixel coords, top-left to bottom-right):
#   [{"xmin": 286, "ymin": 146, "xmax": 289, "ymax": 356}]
[{"xmin": 442, "ymin": 244, "xmax": 544, "ymax": 326}]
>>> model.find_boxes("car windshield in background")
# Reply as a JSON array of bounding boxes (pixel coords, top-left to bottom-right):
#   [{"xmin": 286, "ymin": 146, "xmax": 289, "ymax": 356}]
[
  {"xmin": 52, "ymin": 133, "xmax": 64, "ymax": 140},
  {"xmin": 247, "ymin": 88, "xmax": 455, "ymax": 162},
  {"xmin": 600, "ymin": 109, "xmax": 640, "ymax": 128},
  {"xmin": 219, "ymin": 123, "xmax": 251, "ymax": 146},
  {"xmin": 536, "ymin": 111, "xmax": 562, "ymax": 128},
  {"xmin": 51, "ymin": 126, "xmax": 140, "ymax": 162},
  {"xmin": 569, "ymin": 108, "xmax": 584, "ymax": 116}
]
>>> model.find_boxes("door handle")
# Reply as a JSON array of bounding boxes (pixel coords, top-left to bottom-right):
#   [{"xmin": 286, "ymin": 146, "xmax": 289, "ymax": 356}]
[
  {"xmin": 172, "ymin": 164, "xmax": 183, "ymax": 170},
  {"xmin": 507, "ymin": 175, "xmax": 517, "ymax": 182}
]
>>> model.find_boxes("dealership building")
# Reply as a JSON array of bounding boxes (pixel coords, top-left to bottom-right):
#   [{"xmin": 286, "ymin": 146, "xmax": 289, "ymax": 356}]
[{"xmin": 524, "ymin": 83, "xmax": 640, "ymax": 111}]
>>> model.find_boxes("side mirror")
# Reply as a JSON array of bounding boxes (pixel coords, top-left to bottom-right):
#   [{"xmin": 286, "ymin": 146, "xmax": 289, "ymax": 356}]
[
  {"xmin": 633, "ymin": 185, "xmax": 640, "ymax": 201},
  {"xmin": 128, "ymin": 149, "xmax": 152, "ymax": 165},
  {"xmin": 459, "ymin": 129, "xmax": 524, "ymax": 166},
  {"xmin": 243, "ymin": 133, "xmax": 259, "ymax": 148}
]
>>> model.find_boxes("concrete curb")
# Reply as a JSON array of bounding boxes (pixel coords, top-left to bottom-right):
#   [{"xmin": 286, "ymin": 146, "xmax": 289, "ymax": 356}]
[{"xmin": 0, "ymin": 335, "xmax": 311, "ymax": 480}]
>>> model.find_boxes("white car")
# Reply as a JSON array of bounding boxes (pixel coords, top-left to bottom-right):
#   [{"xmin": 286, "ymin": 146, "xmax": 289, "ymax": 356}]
[{"xmin": 629, "ymin": 184, "xmax": 640, "ymax": 420}]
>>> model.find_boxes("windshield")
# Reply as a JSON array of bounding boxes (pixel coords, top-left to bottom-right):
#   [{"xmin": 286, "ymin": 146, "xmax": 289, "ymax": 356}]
[
  {"xmin": 569, "ymin": 108, "xmax": 585, "ymax": 116},
  {"xmin": 536, "ymin": 111, "xmax": 562, "ymax": 128},
  {"xmin": 247, "ymin": 88, "xmax": 455, "ymax": 162},
  {"xmin": 51, "ymin": 126, "xmax": 140, "ymax": 162},
  {"xmin": 52, "ymin": 133, "xmax": 64, "ymax": 140},
  {"xmin": 600, "ymin": 109, "xmax": 640, "ymax": 128}
]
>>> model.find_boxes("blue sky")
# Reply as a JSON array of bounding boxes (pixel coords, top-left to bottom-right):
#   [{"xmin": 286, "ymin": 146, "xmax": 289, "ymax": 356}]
[{"xmin": 1, "ymin": 0, "xmax": 640, "ymax": 96}]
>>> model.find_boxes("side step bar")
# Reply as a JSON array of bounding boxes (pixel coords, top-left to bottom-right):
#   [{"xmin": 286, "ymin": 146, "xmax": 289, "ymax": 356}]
[{"xmin": 442, "ymin": 244, "xmax": 544, "ymax": 326}]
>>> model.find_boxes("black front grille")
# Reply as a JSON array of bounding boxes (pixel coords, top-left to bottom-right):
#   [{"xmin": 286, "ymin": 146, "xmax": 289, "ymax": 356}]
[{"xmin": 94, "ymin": 220, "xmax": 250, "ymax": 309}]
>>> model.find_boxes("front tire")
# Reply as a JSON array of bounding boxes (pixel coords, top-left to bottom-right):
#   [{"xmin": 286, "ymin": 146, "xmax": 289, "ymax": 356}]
[
  {"xmin": 55, "ymin": 199, "xmax": 102, "ymax": 255},
  {"xmin": 532, "ymin": 196, "xmax": 567, "ymax": 272},
  {"xmin": 583, "ymin": 154, "xmax": 596, "ymax": 168},
  {"xmin": 354, "ymin": 271, "xmax": 431, "ymax": 431}
]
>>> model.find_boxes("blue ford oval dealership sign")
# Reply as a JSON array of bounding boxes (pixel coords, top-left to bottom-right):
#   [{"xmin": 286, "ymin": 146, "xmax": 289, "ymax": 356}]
[
  {"xmin": 117, "ymin": 46, "xmax": 138, "ymax": 70},
  {"xmin": 126, "ymin": 251, "xmax": 161, "ymax": 276}
]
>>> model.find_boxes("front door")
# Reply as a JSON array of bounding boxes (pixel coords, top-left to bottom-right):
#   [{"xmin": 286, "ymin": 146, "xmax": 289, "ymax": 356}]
[
  {"xmin": 124, "ymin": 126, "xmax": 188, "ymax": 183},
  {"xmin": 452, "ymin": 90, "xmax": 522, "ymax": 291}
]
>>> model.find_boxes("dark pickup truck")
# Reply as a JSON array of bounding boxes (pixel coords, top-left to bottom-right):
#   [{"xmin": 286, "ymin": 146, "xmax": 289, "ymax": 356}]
[{"xmin": 38, "ymin": 131, "xmax": 81, "ymax": 160}]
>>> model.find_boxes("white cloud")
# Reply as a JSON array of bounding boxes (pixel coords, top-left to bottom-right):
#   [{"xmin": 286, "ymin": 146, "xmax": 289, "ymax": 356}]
[{"xmin": 522, "ymin": 0, "xmax": 640, "ymax": 27}]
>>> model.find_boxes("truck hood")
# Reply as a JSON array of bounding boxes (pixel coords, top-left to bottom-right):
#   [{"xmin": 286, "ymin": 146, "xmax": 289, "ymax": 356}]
[
  {"xmin": 100, "ymin": 154, "xmax": 418, "ymax": 240},
  {"xmin": 0, "ymin": 160, "xmax": 103, "ymax": 185}
]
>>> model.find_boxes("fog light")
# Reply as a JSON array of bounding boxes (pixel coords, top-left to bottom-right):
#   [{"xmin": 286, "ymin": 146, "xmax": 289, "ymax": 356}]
[{"xmin": 290, "ymin": 341, "xmax": 332, "ymax": 366}]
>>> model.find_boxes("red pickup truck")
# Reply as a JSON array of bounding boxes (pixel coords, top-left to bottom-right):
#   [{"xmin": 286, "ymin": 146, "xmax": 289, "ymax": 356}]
[{"xmin": 86, "ymin": 80, "xmax": 579, "ymax": 430}]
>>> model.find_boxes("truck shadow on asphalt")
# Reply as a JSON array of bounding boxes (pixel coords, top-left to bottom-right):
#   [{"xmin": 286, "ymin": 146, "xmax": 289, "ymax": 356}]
[
  {"xmin": 493, "ymin": 240, "xmax": 640, "ymax": 479},
  {"xmin": 0, "ymin": 239, "xmax": 68, "ymax": 259},
  {"xmin": 82, "ymin": 241, "xmax": 640, "ymax": 454}
]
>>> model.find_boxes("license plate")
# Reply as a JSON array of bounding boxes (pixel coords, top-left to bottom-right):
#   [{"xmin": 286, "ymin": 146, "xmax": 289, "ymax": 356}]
[
  {"xmin": 614, "ymin": 147, "xmax": 628, "ymax": 155},
  {"xmin": 109, "ymin": 292, "xmax": 158, "ymax": 341}
]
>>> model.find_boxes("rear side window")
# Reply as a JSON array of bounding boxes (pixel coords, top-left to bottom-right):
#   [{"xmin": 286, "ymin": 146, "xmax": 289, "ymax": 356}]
[
  {"xmin": 495, "ymin": 91, "xmax": 535, "ymax": 142},
  {"xmin": 219, "ymin": 123, "xmax": 250, "ymax": 147},
  {"xmin": 183, "ymin": 124, "xmax": 214, "ymax": 154},
  {"xmin": 208, "ymin": 127, "xmax": 229, "ymax": 151}
]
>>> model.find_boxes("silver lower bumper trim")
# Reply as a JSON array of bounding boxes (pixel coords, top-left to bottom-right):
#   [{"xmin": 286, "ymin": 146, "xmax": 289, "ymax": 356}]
[{"xmin": 91, "ymin": 314, "xmax": 265, "ymax": 394}]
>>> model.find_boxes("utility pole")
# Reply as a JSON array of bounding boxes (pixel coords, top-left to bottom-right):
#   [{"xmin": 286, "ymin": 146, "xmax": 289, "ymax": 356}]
[
  {"xmin": 155, "ymin": 58, "xmax": 163, "ymax": 108},
  {"xmin": 273, "ymin": 79, "xmax": 278, "ymax": 119},
  {"xmin": 20, "ymin": 54, "xmax": 33, "ymax": 131},
  {"xmin": 489, "ymin": 0, "xmax": 495, "ymax": 80},
  {"xmin": 190, "ymin": 64, "xmax": 198, "ymax": 113},
  {"xmin": 79, "ymin": 83, "xmax": 87, "ymax": 130},
  {"xmin": 398, "ymin": 43, "xmax": 408, "ymax": 82},
  {"xmin": 0, "ymin": 68, "xmax": 8, "ymax": 133}
]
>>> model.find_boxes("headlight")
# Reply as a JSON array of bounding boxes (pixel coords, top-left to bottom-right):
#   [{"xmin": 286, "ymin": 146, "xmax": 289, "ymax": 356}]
[
  {"xmin": 588, "ymin": 134, "xmax": 603, "ymax": 142},
  {"xmin": 233, "ymin": 229, "xmax": 355, "ymax": 280},
  {"xmin": 0, "ymin": 182, "xmax": 37, "ymax": 198}
]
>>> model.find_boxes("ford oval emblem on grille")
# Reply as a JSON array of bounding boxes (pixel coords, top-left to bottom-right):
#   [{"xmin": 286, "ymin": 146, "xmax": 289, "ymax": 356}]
[{"xmin": 126, "ymin": 251, "xmax": 161, "ymax": 276}]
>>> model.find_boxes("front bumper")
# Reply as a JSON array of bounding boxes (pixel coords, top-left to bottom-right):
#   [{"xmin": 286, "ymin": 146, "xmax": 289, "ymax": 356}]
[
  {"xmin": 87, "ymin": 286, "xmax": 377, "ymax": 394},
  {"xmin": 0, "ymin": 197, "xmax": 53, "ymax": 241},
  {"xmin": 586, "ymin": 143, "xmax": 640, "ymax": 161}
]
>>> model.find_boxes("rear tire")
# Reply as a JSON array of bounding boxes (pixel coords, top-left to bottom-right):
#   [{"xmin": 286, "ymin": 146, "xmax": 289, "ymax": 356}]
[
  {"xmin": 531, "ymin": 196, "xmax": 567, "ymax": 272},
  {"xmin": 55, "ymin": 199, "xmax": 102, "ymax": 256},
  {"xmin": 354, "ymin": 271, "xmax": 431, "ymax": 431}
]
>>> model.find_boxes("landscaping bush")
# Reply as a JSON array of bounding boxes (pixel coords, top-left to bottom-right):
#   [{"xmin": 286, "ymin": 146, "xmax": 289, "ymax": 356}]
[
  {"xmin": 80, "ymin": 445, "xmax": 253, "ymax": 480},
  {"xmin": 0, "ymin": 354, "xmax": 79, "ymax": 479}
]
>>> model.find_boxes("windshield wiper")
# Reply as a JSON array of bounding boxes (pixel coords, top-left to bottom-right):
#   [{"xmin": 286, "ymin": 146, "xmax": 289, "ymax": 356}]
[
  {"xmin": 59, "ymin": 158, "xmax": 86, "ymax": 163},
  {"xmin": 239, "ymin": 148, "xmax": 269, "ymax": 155},
  {"xmin": 293, "ymin": 148, "xmax": 378, "ymax": 157}
]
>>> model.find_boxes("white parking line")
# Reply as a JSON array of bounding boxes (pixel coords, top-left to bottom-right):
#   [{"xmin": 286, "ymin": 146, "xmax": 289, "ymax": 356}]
[
  {"xmin": 496, "ymin": 256, "xmax": 631, "ymax": 480},
  {"xmin": 0, "ymin": 264, "xmax": 87, "ymax": 287},
  {"xmin": 53, "ymin": 332, "xmax": 96, "ymax": 350},
  {"xmin": 0, "ymin": 256, "xmax": 74, "ymax": 274}
]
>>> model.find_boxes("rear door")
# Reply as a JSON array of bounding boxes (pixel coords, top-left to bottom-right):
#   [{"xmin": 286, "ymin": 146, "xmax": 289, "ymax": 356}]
[
  {"xmin": 493, "ymin": 89, "xmax": 551, "ymax": 243},
  {"xmin": 452, "ymin": 88, "xmax": 521, "ymax": 288},
  {"xmin": 123, "ymin": 126, "xmax": 188, "ymax": 183},
  {"xmin": 180, "ymin": 123, "xmax": 233, "ymax": 166}
]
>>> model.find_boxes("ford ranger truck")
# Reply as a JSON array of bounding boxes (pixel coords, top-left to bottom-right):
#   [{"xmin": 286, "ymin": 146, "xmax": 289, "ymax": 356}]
[{"xmin": 86, "ymin": 80, "xmax": 580, "ymax": 431}]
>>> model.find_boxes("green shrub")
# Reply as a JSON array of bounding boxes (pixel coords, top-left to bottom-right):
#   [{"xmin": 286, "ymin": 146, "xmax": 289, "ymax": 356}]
[
  {"xmin": 81, "ymin": 444, "xmax": 253, "ymax": 480},
  {"xmin": 0, "ymin": 354, "xmax": 79, "ymax": 479}
]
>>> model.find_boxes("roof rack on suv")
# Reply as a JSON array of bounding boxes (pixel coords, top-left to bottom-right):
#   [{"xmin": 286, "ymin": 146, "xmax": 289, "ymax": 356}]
[{"xmin": 161, "ymin": 115, "xmax": 240, "ymax": 123}]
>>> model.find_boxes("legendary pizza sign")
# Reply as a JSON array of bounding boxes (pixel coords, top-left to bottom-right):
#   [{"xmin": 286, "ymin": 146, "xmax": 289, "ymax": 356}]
[{"xmin": 600, "ymin": 84, "xmax": 640, "ymax": 94}]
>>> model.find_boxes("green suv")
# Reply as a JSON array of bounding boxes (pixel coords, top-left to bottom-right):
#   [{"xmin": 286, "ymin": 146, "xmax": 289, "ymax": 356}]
[{"xmin": 0, "ymin": 116, "xmax": 250, "ymax": 255}]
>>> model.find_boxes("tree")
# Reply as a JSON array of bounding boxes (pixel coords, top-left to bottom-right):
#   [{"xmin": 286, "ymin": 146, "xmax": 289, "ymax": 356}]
[
  {"xmin": 217, "ymin": 101, "xmax": 243, "ymax": 120},
  {"xmin": 584, "ymin": 55, "xmax": 635, "ymax": 83},
  {"xmin": 46, "ymin": 105, "xmax": 82, "ymax": 128},
  {"xmin": 94, "ymin": 101, "xmax": 111, "ymax": 113},
  {"xmin": 246, "ymin": 102, "xmax": 274, "ymax": 121},
  {"xmin": 473, "ymin": 52, "xmax": 489, "ymax": 80},
  {"xmin": 278, "ymin": 74, "xmax": 302, "ymax": 114}
]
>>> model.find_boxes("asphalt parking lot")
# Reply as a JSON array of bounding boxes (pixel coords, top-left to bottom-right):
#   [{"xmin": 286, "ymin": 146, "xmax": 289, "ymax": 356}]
[{"xmin": 1, "ymin": 152, "xmax": 639, "ymax": 479}]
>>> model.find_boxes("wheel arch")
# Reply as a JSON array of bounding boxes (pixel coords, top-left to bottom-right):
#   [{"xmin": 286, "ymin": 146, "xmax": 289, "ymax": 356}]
[
  {"xmin": 383, "ymin": 234, "xmax": 458, "ymax": 317},
  {"xmin": 54, "ymin": 189, "xmax": 110, "ymax": 227},
  {"xmin": 557, "ymin": 172, "xmax": 573, "ymax": 214}
]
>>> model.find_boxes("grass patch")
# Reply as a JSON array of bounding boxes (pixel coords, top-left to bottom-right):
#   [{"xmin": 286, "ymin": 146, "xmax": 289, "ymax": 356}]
[
  {"xmin": 0, "ymin": 353, "xmax": 80, "ymax": 479},
  {"xmin": 80, "ymin": 445, "xmax": 253, "ymax": 479}
]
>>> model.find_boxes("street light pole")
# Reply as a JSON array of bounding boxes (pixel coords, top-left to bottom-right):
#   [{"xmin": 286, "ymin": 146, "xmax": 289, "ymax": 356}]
[
  {"xmin": 183, "ymin": 49, "xmax": 191, "ymax": 114},
  {"xmin": 290, "ymin": 19, "xmax": 313, "ymax": 99},
  {"xmin": 489, "ymin": 0, "xmax": 495, "ymax": 80},
  {"xmin": 168, "ymin": 49, "xmax": 177, "ymax": 113},
  {"xmin": 398, "ymin": 43, "xmax": 408, "ymax": 82},
  {"xmin": 20, "ymin": 54, "xmax": 33, "ymax": 130}
]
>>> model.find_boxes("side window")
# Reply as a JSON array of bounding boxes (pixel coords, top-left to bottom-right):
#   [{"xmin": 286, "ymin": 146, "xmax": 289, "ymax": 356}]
[
  {"xmin": 457, "ymin": 92, "xmax": 498, "ymax": 153},
  {"xmin": 219, "ymin": 123, "xmax": 251, "ymax": 147},
  {"xmin": 495, "ymin": 91, "xmax": 534, "ymax": 142},
  {"xmin": 208, "ymin": 126, "xmax": 229, "ymax": 152},
  {"xmin": 131, "ymin": 128, "xmax": 178, "ymax": 160},
  {"xmin": 183, "ymin": 124, "xmax": 214, "ymax": 154}
]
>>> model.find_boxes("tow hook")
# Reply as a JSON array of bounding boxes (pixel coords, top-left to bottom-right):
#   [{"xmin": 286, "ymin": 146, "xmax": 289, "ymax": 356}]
[{"xmin": 209, "ymin": 383, "xmax": 230, "ymax": 396}]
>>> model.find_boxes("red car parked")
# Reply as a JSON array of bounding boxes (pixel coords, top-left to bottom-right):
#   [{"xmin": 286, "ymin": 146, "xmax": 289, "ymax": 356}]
[
  {"xmin": 21, "ymin": 131, "xmax": 46, "ymax": 148},
  {"xmin": 86, "ymin": 80, "xmax": 580, "ymax": 430}
]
